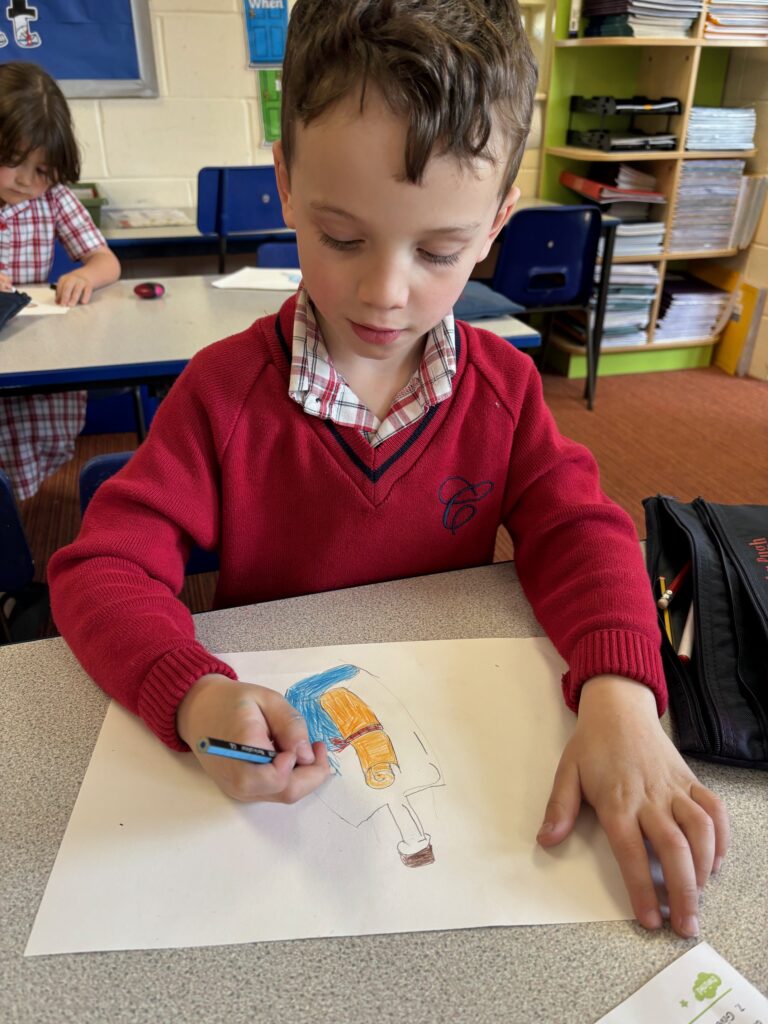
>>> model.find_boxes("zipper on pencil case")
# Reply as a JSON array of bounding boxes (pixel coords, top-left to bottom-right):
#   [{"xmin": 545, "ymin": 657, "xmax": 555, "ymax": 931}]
[
  {"xmin": 694, "ymin": 500, "xmax": 768, "ymax": 748},
  {"xmin": 647, "ymin": 499, "xmax": 713, "ymax": 754},
  {"xmin": 660, "ymin": 497, "xmax": 724, "ymax": 756}
]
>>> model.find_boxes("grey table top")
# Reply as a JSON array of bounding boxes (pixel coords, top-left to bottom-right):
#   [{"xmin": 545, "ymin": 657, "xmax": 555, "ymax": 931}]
[{"xmin": 2, "ymin": 563, "xmax": 765, "ymax": 1024}]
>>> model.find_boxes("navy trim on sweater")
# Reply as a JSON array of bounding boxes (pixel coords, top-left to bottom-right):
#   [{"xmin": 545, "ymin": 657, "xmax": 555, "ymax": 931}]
[{"xmin": 275, "ymin": 312, "xmax": 461, "ymax": 484}]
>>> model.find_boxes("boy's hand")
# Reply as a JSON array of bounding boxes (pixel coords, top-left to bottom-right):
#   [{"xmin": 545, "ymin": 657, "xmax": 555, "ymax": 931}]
[
  {"xmin": 537, "ymin": 675, "xmax": 729, "ymax": 939},
  {"xmin": 176, "ymin": 673, "xmax": 330, "ymax": 803},
  {"xmin": 55, "ymin": 270, "xmax": 94, "ymax": 306},
  {"xmin": 0, "ymin": 272, "xmax": 13, "ymax": 292}
]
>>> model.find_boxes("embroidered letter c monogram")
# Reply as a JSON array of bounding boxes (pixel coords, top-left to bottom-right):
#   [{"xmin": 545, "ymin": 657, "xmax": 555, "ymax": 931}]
[{"xmin": 438, "ymin": 476, "xmax": 494, "ymax": 534}]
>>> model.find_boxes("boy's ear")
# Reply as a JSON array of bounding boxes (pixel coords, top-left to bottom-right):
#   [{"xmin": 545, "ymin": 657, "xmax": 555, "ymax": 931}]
[
  {"xmin": 272, "ymin": 141, "xmax": 296, "ymax": 229},
  {"xmin": 477, "ymin": 185, "xmax": 520, "ymax": 263}
]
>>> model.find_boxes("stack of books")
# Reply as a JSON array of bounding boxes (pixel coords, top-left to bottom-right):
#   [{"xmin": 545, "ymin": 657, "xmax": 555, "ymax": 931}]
[
  {"xmin": 596, "ymin": 262, "xmax": 660, "ymax": 347},
  {"xmin": 558, "ymin": 263, "xmax": 659, "ymax": 348},
  {"xmin": 667, "ymin": 159, "xmax": 745, "ymax": 252},
  {"xmin": 561, "ymin": 164, "xmax": 667, "ymax": 257},
  {"xmin": 654, "ymin": 273, "xmax": 731, "ymax": 343},
  {"xmin": 704, "ymin": 0, "xmax": 768, "ymax": 39},
  {"xmin": 685, "ymin": 106, "xmax": 756, "ymax": 151},
  {"xmin": 582, "ymin": 0, "xmax": 702, "ymax": 35}
]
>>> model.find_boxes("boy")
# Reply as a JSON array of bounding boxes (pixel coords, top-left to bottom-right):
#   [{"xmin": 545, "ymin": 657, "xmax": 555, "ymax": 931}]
[{"xmin": 49, "ymin": 0, "xmax": 727, "ymax": 939}]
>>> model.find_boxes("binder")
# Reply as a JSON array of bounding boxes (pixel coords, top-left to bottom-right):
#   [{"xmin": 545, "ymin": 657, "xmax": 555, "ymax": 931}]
[
  {"xmin": 559, "ymin": 168, "xmax": 666, "ymax": 202},
  {"xmin": 570, "ymin": 95, "xmax": 682, "ymax": 116}
]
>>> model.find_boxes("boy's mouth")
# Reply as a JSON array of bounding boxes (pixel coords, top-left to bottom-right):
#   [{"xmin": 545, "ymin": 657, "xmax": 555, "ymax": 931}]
[{"xmin": 349, "ymin": 320, "xmax": 403, "ymax": 345}]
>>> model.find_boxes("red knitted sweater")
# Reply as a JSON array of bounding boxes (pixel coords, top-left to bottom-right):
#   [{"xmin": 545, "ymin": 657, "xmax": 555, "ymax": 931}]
[{"xmin": 48, "ymin": 294, "xmax": 666, "ymax": 749}]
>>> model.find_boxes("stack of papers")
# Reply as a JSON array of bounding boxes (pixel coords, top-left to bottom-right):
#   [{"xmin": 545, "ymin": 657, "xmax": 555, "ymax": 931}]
[
  {"xmin": 103, "ymin": 208, "xmax": 194, "ymax": 229},
  {"xmin": 705, "ymin": 0, "xmax": 768, "ymax": 38},
  {"xmin": 593, "ymin": 262, "xmax": 659, "ymax": 347},
  {"xmin": 600, "ymin": 221, "xmax": 666, "ymax": 257},
  {"xmin": 685, "ymin": 106, "xmax": 756, "ymax": 150},
  {"xmin": 654, "ymin": 272, "xmax": 730, "ymax": 342},
  {"xmin": 582, "ymin": 0, "xmax": 702, "ymax": 35},
  {"xmin": 667, "ymin": 159, "xmax": 745, "ymax": 252},
  {"xmin": 628, "ymin": 0, "xmax": 702, "ymax": 36},
  {"xmin": 558, "ymin": 263, "xmax": 659, "ymax": 349}
]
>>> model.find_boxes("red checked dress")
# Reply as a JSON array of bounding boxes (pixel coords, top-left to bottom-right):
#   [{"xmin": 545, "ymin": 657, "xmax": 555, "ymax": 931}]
[{"xmin": 0, "ymin": 183, "xmax": 107, "ymax": 500}]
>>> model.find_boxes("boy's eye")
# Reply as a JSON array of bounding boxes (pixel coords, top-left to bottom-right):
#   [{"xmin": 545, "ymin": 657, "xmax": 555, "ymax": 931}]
[
  {"xmin": 420, "ymin": 250, "xmax": 462, "ymax": 267},
  {"xmin": 319, "ymin": 232, "xmax": 360, "ymax": 252}
]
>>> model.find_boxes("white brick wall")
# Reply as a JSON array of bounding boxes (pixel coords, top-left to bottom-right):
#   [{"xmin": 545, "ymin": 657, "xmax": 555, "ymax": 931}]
[
  {"xmin": 724, "ymin": 48, "xmax": 768, "ymax": 381},
  {"xmin": 68, "ymin": 0, "xmax": 543, "ymax": 211}
]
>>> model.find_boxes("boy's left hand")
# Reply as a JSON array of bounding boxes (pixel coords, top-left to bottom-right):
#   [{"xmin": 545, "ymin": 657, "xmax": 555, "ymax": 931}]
[
  {"xmin": 55, "ymin": 270, "xmax": 93, "ymax": 306},
  {"xmin": 537, "ymin": 675, "xmax": 729, "ymax": 939}
]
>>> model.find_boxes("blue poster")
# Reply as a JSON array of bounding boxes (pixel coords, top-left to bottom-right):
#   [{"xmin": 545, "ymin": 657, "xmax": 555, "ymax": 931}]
[
  {"xmin": 242, "ymin": 0, "xmax": 287, "ymax": 67},
  {"xmin": 0, "ymin": 0, "xmax": 140, "ymax": 81}
]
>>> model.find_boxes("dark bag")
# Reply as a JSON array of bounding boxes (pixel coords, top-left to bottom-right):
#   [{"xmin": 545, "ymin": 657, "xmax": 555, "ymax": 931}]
[
  {"xmin": 643, "ymin": 496, "xmax": 768, "ymax": 770},
  {"xmin": 0, "ymin": 289, "xmax": 31, "ymax": 330}
]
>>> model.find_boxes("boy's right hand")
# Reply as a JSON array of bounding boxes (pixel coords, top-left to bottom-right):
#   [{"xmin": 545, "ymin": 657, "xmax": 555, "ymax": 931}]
[
  {"xmin": 176, "ymin": 673, "xmax": 330, "ymax": 803},
  {"xmin": 0, "ymin": 272, "xmax": 13, "ymax": 292}
]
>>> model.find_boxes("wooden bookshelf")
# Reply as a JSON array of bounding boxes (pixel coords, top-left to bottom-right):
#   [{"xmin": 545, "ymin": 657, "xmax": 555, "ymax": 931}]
[{"xmin": 537, "ymin": 0, "xmax": 767, "ymax": 374}]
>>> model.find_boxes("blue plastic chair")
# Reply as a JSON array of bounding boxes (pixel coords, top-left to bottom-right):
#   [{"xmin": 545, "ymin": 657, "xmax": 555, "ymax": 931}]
[
  {"xmin": 47, "ymin": 243, "xmax": 150, "ymax": 438},
  {"xmin": 255, "ymin": 241, "xmax": 299, "ymax": 268},
  {"xmin": 197, "ymin": 166, "xmax": 292, "ymax": 273},
  {"xmin": 0, "ymin": 468, "xmax": 49, "ymax": 643},
  {"xmin": 79, "ymin": 453, "xmax": 219, "ymax": 576},
  {"xmin": 472, "ymin": 205, "xmax": 602, "ymax": 408}
]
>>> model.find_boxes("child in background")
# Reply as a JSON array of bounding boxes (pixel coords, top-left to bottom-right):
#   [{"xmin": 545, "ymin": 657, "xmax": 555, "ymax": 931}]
[
  {"xmin": 0, "ymin": 62, "xmax": 121, "ymax": 501},
  {"xmin": 49, "ymin": 0, "xmax": 728, "ymax": 939}
]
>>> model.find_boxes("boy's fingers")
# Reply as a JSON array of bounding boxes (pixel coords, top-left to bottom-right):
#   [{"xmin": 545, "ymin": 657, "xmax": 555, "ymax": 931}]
[
  {"xmin": 640, "ymin": 806, "xmax": 700, "ymax": 938},
  {"xmin": 259, "ymin": 689, "xmax": 317, "ymax": 765},
  {"xmin": 219, "ymin": 748, "xmax": 330, "ymax": 804},
  {"xmin": 537, "ymin": 755, "xmax": 581, "ymax": 846},
  {"xmin": 691, "ymin": 783, "xmax": 730, "ymax": 872},
  {"xmin": 600, "ymin": 814, "xmax": 663, "ymax": 930},
  {"xmin": 671, "ymin": 795, "xmax": 716, "ymax": 889}
]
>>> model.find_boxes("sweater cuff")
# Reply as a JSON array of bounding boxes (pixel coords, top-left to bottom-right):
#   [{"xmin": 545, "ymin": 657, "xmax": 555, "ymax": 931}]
[
  {"xmin": 138, "ymin": 644, "xmax": 239, "ymax": 751},
  {"xmin": 562, "ymin": 630, "xmax": 667, "ymax": 717}
]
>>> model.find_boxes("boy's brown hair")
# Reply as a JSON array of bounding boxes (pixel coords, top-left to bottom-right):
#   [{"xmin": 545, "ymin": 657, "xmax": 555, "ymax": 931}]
[
  {"xmin": 0, "ymin": 62, "xmax": 81, "ymax": 184},
  {"xmin": 280, "ymin": 0, "xmax": 538, "ymax": 198}
]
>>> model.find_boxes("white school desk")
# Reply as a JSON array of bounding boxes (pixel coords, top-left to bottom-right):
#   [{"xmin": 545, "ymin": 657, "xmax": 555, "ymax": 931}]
[
  {"xmin": 1, "ymin": 563, "xmax": 765, "ymax": 1024},
  {"xmin": 0, "ymin": 275, "xmax": 540, "ymax": 394}
]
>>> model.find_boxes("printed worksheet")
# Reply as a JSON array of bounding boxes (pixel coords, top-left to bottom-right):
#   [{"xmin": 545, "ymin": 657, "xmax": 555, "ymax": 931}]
[{"xmin": 596, "ymin": 942, "xmax": 768, "ymax": 1023}]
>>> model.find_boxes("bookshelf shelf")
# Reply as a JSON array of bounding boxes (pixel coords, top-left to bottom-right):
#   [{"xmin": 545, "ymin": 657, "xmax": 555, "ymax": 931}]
[
  {"xmin": 555, "ymin": 38, "xmax": 768, "ymax": 48},
  {"xmin": 538, "ymin": 0, "xmax": 763, "ymax": 367},
  {"xmin": 546, "ymin": 146, "xmax": 756, "ymax": 161}
]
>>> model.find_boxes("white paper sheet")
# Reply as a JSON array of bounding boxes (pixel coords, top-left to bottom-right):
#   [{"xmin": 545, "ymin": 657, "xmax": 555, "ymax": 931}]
[
  {"xmin": 596, "ymin": 942, "xmax": 768, "ymax": 1023},
  {"xmin": 25, "ymin": 637, "xmax": 633, "ymax": 956},
  {"xmin": 211, "ymin": 266, "xmax": 301, "ymax": 290},
  {"xmin": 17, "ymin": 286, "xmax": 70, "ymax": 315}
]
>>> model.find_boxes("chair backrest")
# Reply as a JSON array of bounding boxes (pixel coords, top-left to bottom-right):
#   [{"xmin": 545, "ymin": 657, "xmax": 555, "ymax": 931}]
[
  {"xmin": 48, "ymin": 240, "xmax": 81, "ymax": 284},
  {"xmin": 79, "ymin": 453, "xmax": 219, "ymax": 576},
  {"xmin": 196, "ymin": 166, "xmax": 285, "ymax": 237},
  {"xmin": 255, "ymin": 241, "xmax": 300, "ymax": 268},
  {"xmin": 491, "ymin": 206, "xmax": 602, "ymax": 308},
  {"xmin": 0, "ymin": 468, "xmax": 35, "ymax": 593}
]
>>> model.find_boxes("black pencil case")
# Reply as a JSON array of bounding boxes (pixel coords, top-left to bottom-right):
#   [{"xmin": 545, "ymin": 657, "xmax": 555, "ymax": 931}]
[
  {"xmin": 0, "ymin": 289, "xmax": 31, "ymax": 331},
  {"xmin": 643, "ymin": 495, "xmax": 768, "ymax": 771}
]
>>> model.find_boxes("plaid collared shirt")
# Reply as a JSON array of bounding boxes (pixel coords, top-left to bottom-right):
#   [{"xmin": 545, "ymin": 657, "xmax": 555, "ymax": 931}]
[
  {"xmin": 288, "ymin": 286, "xmax": 456, "ymax": 446},
  {"xmin": 0, "ymin": 184, "xmax": 107, "ymax": 501}
]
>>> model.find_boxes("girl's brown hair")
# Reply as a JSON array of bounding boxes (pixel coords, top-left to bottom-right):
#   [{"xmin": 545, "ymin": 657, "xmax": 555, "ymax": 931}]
[
  {"xmin": 280, "ymin": 0, "xmax": 538, "ymax": 198},
  {"xmin": 0, "ymin": 62, "xmax": 80, "ymax": 184}
]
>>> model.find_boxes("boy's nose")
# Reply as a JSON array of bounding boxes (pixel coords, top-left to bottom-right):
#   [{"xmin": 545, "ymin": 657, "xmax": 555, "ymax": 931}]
[{"xmin": 358, "ymin": 259, "xmax": 409, "ymax": 311}]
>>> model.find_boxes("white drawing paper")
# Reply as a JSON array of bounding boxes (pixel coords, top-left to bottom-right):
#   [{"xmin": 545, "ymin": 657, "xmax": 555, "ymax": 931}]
[
  {"xmin": 211, "ymin": 266, "xmax": 300, "ymax": 290},
  {"xmin": 25, "ymin": 637, "xmax": 632, "ymax": 956}
]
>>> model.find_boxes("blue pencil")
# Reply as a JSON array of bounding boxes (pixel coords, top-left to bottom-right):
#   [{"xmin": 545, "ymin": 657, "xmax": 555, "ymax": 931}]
[{"xmin": 197, "ymin": 737, "xmax": 276, "ymax": 764}]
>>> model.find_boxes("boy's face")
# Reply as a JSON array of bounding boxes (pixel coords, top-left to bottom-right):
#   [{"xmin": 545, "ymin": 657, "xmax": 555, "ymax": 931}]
[
  {"xmin": 273, "ymin": 89, "xmax": 518, "ymax": 366},
  {"xmin": 0, "ymin": 146, "xmax": 50, "ymax": 206}
]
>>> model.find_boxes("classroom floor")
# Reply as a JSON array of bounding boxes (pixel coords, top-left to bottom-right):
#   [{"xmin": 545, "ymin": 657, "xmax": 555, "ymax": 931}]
[{"xmin": 16, "ymin": 364, "xmax": 768, "ymax": 637}]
